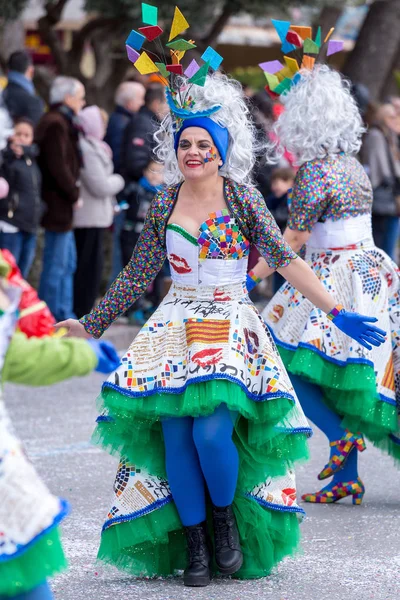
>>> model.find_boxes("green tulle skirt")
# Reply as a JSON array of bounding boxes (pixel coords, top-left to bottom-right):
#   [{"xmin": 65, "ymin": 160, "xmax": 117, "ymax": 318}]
[
  {"xmin": 278, "ymin": 344, "xmax": 399, "ymax": 458},
  {"xmin": 93, "ymin": 378, "xmax": 310, "ymax": 579},
  {"xmin": 0, "ymin": 527, "xmax": 67, "ymax": 597}
]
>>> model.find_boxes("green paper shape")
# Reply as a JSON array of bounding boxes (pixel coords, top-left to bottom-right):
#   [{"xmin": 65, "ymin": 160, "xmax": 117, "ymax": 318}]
[
  {"xmin": 166, "ymin": 39, "xmax": 196, "ymax": 51},
  {"xmin": 315, "ymin": 26, "xmax": 321, "ymax": 48},
  {"xmin": 264, "ymin": 72, "xmax": 279, "ymax": 91},
  {"xmin": 274, "ymin": 78, "xmax": 292, "ymax": 95},
  {"xmin": 142, "ymin": 3, "xmax": 158, "ymax": 26},
  {"xmin": 303, "ymin": 38, "xmax": 320, "ymax": 54},
  {"xmin": 155, "ymin": 62, "xmax": 170, "ymax": 78},
  {"xmin": 188, "ymin": 61, "xmax": 209, "ymax": 86}
]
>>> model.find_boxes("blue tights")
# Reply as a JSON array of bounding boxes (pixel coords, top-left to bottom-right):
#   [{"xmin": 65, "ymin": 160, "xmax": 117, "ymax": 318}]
[
  {"xmin": 162, "ymin": 404, "xmax": 239, "ymax": 526},
  {"xmin": 290, "ymin": 374, "xmax": 359, "ymax": 487},
  {"xmin": 1, "ymin": 581, "xmax": 53, "ymax": 600}
]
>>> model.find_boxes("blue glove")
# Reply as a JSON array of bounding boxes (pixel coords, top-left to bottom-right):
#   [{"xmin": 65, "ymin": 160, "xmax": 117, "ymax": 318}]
[
  {"xmin": 87, "ymin": 340, "xmax": 120, "ymax": 373},
  {"xmin": 330, "ymin": 309, "xmax": 386, "ymax": 351},
  {"xmin": 246, "ymin": 271, "xmax": 260, "ymax": 293}
]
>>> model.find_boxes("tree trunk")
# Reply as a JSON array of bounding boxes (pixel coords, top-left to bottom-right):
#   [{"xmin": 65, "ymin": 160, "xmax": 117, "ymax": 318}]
[
  {"xmin": 380, "ymin": 41, "xmax": 400, "ymax": 99},
  {"xmin": 0, "ymin": 19, "xmax": 25, "ymax": 66},
  {"xmin": 342, "ymin": 0, "xmax": 400, "ymax": 101},
  {"xmin": 312, "ymin": 5, "xmax": 343, "ymax": 38}
]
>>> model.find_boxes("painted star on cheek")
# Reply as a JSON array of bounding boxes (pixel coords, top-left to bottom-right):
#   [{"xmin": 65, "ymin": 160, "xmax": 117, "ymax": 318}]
[{"xmin": 204, "ymin": 146, "xmax": 217, "ymax": 163}]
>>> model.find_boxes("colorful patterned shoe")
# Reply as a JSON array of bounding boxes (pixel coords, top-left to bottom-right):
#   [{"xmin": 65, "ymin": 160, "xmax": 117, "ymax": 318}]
[
  {"xmin": 318, "ymin": 430, "xmax": 366, "ymax": 480},
  {"xmin": 302, "ymin": 478, "xmax": 365, "ymax": 505}
]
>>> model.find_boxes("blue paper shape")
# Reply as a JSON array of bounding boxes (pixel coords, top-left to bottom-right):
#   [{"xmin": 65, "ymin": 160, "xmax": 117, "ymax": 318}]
[
  {"xmin": 201, "ymin": 46, "xmax": 223, "ymax": 71},
  {"xmin": 281, "ymin": 39, "xmax": 296, "ymax": 53},
  {"xmin": 271, "ymin": 19, "xmax": 290, "ymax": 42},
  {"xmin": 125, "ymin": 30, "xmax": 146, "ymax": 52},
  {"xmin": 292, "ymin": 73, "xmax": 302, "ymax": 86}
]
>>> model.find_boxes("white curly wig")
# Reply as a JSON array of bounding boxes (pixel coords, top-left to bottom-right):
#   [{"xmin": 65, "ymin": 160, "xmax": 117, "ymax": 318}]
[
  {"xmin": 154, "ymin": 73, "xmax": 259, "ymax": 186},
  {"xmin": 270, "ymin": 66, "xmax": 364, "ymax": 166}
]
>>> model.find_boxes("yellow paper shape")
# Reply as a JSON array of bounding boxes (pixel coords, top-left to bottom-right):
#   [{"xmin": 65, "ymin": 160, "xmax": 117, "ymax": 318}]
[
  {"xmin": 276, "ymin": 66, "xmax": 292, "ymax": 81},
  {"xmin": 324, "ymin": 27, "xmax": 335, "ymax": 43},
  {"xmin": 169, "ymin": 6, "xmax": 190, "ymax": 41},
  {"xmin": 134, "ymin": 51, "xmax": 159, "ymax": 75},
  {"xmin": 291, "ymin": 26, "xmax": 312, "ymax": 41},
  {"xmin": 284, "ymin": 56, "xmax": 299, "ymax": 73},
  {"xmin": 301, "ymin": 55, "xmax": 315, "ymax": 70}
]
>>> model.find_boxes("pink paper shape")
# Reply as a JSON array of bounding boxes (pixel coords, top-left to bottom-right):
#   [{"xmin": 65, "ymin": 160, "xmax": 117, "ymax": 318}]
[
  {"xmin": 259, "ymin": 60, "xmax": 283, "ymax": 74},
  {"xmin": 327, "ymin": 40, "xmax": 344, "ymax": 56},
  {"xmin": 126, "ymin": 45, "xmax": 140, "ymax": 63},
  {"xmin": 184, "ymin": 59, "xmax": 200, "ymax": 78}
]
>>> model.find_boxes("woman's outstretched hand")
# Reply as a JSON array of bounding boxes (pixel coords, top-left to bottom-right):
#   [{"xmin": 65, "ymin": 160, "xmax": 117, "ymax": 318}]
[
  {"xmin": 54, "ymin": 319, "xmax": 92, "ymax": 339},
  {"xmin": 332, "ymin": 312, "xmax": 386, "ymax": 350}
]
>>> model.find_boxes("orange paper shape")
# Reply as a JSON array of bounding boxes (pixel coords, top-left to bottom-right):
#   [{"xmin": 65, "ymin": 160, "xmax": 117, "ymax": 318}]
[
  {"xmin": 324, "ymin": 27, "xmax": 335, "ymax": 43},
  {"xmin": 291, "ymin": 26, "xmax": 312, "ymax": 41},
  {"xmin": 170, "ymin": 49, "xmax": 185, "ymax": 64},
  {"xmin": 301, "ymin": 55, "xmax": 315, "ymax": 70},
  {"xmin": 169, "ymin": 6, "xmax": 190, "ymax": 41},
  {"xmin": 134, "ymin": 52, "xmax": 159, "ymax": 75}
]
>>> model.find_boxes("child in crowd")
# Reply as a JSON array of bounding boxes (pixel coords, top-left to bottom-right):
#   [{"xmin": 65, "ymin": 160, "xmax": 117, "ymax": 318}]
[
  {"xmin": 0, "ymin": 118, "xmax": 43, "ymax": 278},
  {"xmin": 120, "ymin": 159, "xmax": 165, "ymax": 324}
]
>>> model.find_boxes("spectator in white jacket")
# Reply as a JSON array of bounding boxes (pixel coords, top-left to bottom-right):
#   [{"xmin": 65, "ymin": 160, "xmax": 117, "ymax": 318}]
[{"xmin": 73, "ymin": 105, "xmax": 124, "ymax": 317}]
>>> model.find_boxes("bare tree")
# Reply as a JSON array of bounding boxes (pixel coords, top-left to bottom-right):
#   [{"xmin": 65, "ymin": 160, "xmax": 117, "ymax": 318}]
[
  {"xmin": 1, "ymin": 0, "xmax": 345, "ymax": 107},
  {"xmin": 342, "ymin": 0, "xmax": 400, "ymax": 101}
]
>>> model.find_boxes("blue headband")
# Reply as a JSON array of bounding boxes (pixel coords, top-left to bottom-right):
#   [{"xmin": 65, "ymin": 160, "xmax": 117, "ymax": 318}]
[{"xmin": 174, "ymin": 117, "xmax": 229, "ymax": 165}]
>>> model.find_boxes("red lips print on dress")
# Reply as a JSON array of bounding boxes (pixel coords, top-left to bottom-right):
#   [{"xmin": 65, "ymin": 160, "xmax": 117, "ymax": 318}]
[
  {"xmin": 213, "ymin": 288, "xmax": 232, "ymax": 302},
  {"xmin": 168, "ymin": 253, "xmax": 192, "ymax": 274},
  {"xmin": 192, "ymin": 347, "xmax": 223, "ymax": 367}
]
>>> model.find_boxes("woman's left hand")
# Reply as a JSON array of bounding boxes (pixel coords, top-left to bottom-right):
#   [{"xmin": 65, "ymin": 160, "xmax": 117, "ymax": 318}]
[{"xmin": 332, "ymin": 311, "xmax": 386, "ymax": 350}]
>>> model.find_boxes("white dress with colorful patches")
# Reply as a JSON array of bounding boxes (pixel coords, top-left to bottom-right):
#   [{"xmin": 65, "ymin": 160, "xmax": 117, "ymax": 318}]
[
  {"xmin": 94, "ymin": 208, "xmax": 311, "ymax": 579},
  {"xmin": 262, "ymin": 154, "xmax": 400, "ymax": 458}
]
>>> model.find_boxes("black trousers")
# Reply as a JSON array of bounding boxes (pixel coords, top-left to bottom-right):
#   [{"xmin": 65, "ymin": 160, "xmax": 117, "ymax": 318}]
[{"xmin": 74, "ymin": 228, "xmax": 105, "ymax": 319}]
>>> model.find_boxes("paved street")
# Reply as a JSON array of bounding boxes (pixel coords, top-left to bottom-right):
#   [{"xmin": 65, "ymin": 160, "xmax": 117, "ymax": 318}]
[{"xmin": 7, "ymin": 322, "xmax": 400, "ymax": 600}]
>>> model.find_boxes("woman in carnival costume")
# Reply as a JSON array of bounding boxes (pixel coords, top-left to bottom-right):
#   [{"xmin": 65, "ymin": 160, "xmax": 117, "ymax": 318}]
[
  {"xmin": 58, "ymin": 7, "xmax": 385, "ymax": 587},
  {"xmin": 249, "ymin": 23, "xmax": 400, "ymax": 505}
]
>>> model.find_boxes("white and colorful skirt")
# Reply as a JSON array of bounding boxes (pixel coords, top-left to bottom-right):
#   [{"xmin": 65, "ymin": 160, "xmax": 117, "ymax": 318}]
[
  {"xmin": 93, "ymin": 281, "xmax": 312, "ymax": 579},
  {"xmin": 263, "ymin": 239, "xmax": 400, "ymax": 460}
]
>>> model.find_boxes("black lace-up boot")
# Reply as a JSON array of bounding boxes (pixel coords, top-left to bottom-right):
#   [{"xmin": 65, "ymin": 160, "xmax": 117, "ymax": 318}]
[
  {"xmin": 212, "ymin": 504, "xmax": 243, "ymax": 574},
  {"xmin": 183, "ymin": 521, "xmax": 212, "ymax": 587}
]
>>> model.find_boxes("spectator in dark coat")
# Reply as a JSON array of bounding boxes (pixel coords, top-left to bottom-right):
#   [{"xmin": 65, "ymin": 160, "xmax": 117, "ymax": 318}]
[
  {"xmin": 120, "ymin": 84, "xmax": 168, "ymax": 183},
  {"xmin": 105, "ymin": 81, "xmax": 145, "ymax": 174},
  {"xmin": 2, "ymin": 51, "xmax": 44, "ymax": 126},
  {"xmin": 105, "ymin": 81, "xmax": 145, "ymax": 282},
  {"xmin": 35, "ymin": 76, "xmax": 86, "ymax": 321},
  {"xmin": 0, "ymin": 117, "xmax": 43, "ymax": 278}
]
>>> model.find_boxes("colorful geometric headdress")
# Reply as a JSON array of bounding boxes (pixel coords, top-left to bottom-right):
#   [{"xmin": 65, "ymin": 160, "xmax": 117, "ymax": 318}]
[
  {"xmin": 125, "ymin": 3, "xmax": 224, "ymax": 130},
  {"xmin": 259, "ymin": 20, "xmax": 344, "ymax": 98}
]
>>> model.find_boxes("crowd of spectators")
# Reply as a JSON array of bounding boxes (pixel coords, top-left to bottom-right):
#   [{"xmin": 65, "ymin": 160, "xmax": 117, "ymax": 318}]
[{"xmin": 0, "ymin": 49, "xmax": 399, "ymax": 321}]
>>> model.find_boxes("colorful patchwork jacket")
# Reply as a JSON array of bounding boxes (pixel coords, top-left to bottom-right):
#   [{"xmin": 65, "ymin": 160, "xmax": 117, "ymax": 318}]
[{"xmin": 81, "ymin": 178, "xmax": 297, "ymax": 338}]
